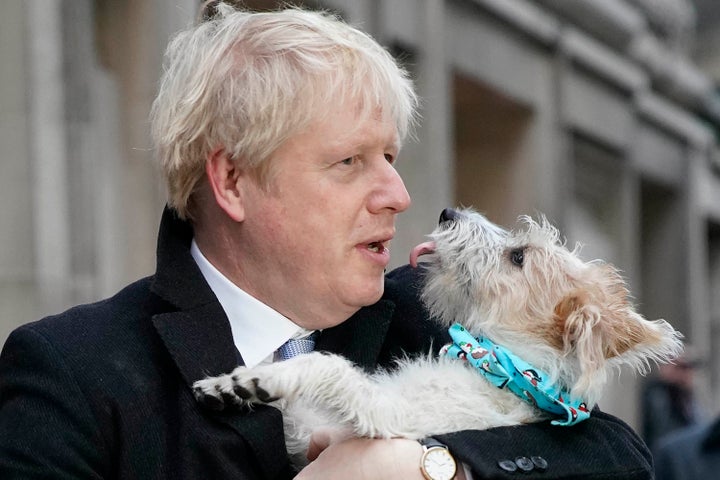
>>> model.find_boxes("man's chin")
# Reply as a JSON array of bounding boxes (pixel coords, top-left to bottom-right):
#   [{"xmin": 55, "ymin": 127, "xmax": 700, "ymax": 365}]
[{"xmin": 353, "ymin": 281, "xmax": 385, "ymax": 307}]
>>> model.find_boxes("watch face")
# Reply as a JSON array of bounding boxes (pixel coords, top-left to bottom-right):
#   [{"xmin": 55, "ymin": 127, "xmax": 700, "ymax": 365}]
[{"xmin": 422, "ymin": 447, "xmax": 457, "ymax": 480}]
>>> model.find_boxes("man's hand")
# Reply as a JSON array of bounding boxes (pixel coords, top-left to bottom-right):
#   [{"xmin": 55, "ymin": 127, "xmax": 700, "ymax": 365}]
[{"xmin": 297, "ymin": 429, "xmax": 467, "ymax": 479}]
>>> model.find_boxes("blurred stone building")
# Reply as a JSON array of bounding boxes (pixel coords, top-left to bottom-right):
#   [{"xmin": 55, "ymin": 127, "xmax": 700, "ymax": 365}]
[{"xmin": 2, "ymin": 0, "xmax": 720, "ymax": 431}]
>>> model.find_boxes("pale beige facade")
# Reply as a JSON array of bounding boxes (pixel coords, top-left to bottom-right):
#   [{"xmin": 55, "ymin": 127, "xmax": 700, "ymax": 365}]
[{"xmin": 2, "ymin": 0, "xmax": 720, "ymax": 431}]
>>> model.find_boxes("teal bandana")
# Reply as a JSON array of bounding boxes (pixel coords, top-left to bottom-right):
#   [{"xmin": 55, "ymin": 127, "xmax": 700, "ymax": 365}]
[{"xmin": 440, "ymin": 323, "xmax": 590, "ymax": 426}]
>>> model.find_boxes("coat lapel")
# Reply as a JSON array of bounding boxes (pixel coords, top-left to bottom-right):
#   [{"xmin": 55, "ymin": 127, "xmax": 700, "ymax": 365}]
[
  {"xmin": 154, "ymin": 307, "xmax": 289, "ymax": 480},
  {"xmin": 149, "ymin": 208, "xmax": 289, "ymax": 479},
  {"xmin": 148, "ymin": 207, "xmax": 398, "ymax": 479},
  {"xmin": 152, "ymin": 306, "xmax": 237, "ymax": 385},
  {"xmin": 150, "ymin": 207, "xmax": 238, "ymax": 384}
]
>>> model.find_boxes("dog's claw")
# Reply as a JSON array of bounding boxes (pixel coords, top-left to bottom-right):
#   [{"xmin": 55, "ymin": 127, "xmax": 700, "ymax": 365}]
[
  {"xmin": 255, "ymin": 387, "xmax": 280, "ymax": 403},
  {"xmin": 194, "ymin": 387, "xmax": 226, "ymax": 411},
  {"xmin": 233, "ymin": 384, "xmax": 253, "ymax": 399},
  {"xmin": 252, "ymin": 378, "xmax": 280, "ymax": 403},
  {"xmin": 221, "ymin": 391, "xmax": 239, "ymax": 405}
]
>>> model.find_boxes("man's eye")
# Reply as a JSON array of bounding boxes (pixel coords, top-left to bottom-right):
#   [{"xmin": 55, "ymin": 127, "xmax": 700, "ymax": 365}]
[
  {"xmin": 339, "ymin": 157, "xmax": 355, "ymax": 166},
  {"xmin": 384, "ymin": 153, "xmax": 395, "ymax": 164},
  {"xmin": 509, "ymin": 248, "xmax": 525, "ymax": 267}
]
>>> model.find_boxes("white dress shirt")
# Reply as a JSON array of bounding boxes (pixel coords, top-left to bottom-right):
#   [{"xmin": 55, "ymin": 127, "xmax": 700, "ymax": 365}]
[{"xmin": 190, "ymin": 239, "xmax": 314, "ymax": 368}]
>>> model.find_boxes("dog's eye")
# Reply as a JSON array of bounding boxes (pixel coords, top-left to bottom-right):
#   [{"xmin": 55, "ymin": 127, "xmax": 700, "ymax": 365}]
[{"xmin": 509, "ymin": 248, "xmax": 525, "ymax": 267}]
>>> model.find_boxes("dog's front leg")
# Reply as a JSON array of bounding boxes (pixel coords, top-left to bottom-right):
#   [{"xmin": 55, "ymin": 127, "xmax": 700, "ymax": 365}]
[
  {"xmin": 193, "ymin": 352, "xmax": 364, "ymax": 408},
  {"xmin": 193, "ymin": 352, "xmax": 414, "ymax": 438}
]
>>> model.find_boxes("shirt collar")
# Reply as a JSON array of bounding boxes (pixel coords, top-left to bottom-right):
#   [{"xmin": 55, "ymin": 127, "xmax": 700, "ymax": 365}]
[{"xmin": 190, "ymin": 239, "xmax": 311, "ymax": 368}]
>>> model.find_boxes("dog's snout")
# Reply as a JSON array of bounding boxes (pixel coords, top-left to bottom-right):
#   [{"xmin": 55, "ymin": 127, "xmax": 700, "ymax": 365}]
[{"xmin": 439, "ymin": 208, "xmax": 458, "ymax": 225}]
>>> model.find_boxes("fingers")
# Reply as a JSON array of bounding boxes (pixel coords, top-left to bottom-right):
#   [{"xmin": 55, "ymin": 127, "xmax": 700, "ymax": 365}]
[
  {"xmin": 306, "ymin": 427, "xmax": 354, "ymax": 461},
  {"xmin": 296, "ymin": 436, "xmax": 426, "ymax": 480}
]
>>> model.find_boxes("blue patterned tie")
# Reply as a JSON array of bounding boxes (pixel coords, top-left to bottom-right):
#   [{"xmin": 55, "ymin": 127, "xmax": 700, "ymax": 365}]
[{"xmin": 278, "ymin": 332, "xmax": 318, "ymax": 360}]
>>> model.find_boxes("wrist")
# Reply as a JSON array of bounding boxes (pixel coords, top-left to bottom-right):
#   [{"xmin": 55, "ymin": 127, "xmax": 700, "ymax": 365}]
[{"xmin": 389, "ymin": 438, "xmax": 427, "ymax": 479}]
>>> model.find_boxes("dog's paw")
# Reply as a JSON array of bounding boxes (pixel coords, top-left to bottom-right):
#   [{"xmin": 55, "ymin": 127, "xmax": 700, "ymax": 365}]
[
  {"xmin": 192, "ymin": 370, "xmax": 247, "ymax": 411},
  {"xmin": 192, "ymin": 367, "xmax": 281, "ymax": 411}
]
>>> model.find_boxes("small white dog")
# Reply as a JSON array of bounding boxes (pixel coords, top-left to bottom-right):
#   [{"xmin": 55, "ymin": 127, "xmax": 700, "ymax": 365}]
[{"xmin": 193, "ymin": 207, "xmax": 683, "ymax": 467}]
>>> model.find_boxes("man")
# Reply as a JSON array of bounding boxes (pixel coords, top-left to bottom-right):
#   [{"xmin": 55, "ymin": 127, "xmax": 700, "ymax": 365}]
[
  {"xmin": 641, "ymin": 349, "xmax": 704, "ymax": 451},
  {"xmin": 0, "ymin": 3, "xmax": 653, "ymax": 479}
]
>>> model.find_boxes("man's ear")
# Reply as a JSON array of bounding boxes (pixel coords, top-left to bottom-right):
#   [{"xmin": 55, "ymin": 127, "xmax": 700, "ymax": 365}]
[{"xmin": 205, "ymin": 147, "xmax": 245, "ymax": 222}]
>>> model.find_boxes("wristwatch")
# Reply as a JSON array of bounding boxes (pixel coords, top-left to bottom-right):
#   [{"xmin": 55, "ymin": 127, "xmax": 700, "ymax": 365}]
[{"xmin": 419, "ymin": 438, "xmax": 457, "ymax": 480}]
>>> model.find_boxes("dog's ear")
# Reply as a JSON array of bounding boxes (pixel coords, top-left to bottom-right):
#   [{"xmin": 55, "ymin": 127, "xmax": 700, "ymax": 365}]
[
  {"xmin": 553, "ymin": 289, "xmax": 605, "ymax": 395},
  {"xmin": 553, "ymin": 267, "xmax": 682, "ymax": 399}
]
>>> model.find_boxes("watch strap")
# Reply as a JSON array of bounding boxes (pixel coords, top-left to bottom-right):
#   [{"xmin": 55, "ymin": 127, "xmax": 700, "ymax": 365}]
[{"xmin": 419, "ymin": 437, "xmax": 448, "ymax": 450}]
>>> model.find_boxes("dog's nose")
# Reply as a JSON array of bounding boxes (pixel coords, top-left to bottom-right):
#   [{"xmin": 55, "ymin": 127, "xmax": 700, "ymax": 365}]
[{"xmin": 439, "ymin": 208, "xmax": 458, "ymax": 225}]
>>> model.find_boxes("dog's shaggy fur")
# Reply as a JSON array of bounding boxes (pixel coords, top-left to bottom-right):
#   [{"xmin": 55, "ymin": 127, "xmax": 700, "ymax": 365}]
[{"xmin": 193, "ymin": 208, "xmax": 683, "ymax": 468}]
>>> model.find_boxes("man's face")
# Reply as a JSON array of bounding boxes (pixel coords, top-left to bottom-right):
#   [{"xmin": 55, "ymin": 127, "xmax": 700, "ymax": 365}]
[{"xmin": 236, "ymin": 105, "xmax": 411, "ymax": 329}]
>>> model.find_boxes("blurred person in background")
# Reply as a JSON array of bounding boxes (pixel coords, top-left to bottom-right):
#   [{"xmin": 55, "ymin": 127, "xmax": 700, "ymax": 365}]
[
  {"xmin": 641, "ymin": 346, "xmax": 705, "ymax": 451},
  {"xmin": 652, "ymin": 414, "xmax": 720, "ymax": 480},
  {"xmin": 0, "ymin": 2, "xmax": 655, "ymax": 479}
]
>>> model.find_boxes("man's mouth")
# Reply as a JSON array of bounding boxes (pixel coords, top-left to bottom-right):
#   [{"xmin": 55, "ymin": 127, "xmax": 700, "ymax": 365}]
[
  {"xmin": 409, "ymin": 241, "xmax": 436, "ymax": 267},
  {"xmin": 367, "ymin": 241, "xmax": 387, "ymax": 254}
]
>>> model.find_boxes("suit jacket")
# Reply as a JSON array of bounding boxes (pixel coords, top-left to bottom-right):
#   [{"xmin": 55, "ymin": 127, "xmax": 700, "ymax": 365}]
[{"xmin": 0, "ymin": 208, "xmax": 653, "ymax": 479}]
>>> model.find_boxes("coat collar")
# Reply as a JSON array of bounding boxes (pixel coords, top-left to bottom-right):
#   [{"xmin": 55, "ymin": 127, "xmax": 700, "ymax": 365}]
[
  {"xmin": 150, "ymin": 208, "xmax": 239, "ymax": 385},
  {"xmin": 149, "ymin": 207, "xmax": 396, "ymax": 385}
]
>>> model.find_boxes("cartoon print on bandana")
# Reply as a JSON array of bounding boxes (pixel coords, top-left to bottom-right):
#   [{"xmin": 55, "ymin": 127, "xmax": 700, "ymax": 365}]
[
  {"xmin": 441, "ymin": 323, "xmax": 591, "ymax": 426},
  {"xmin": 522, "ymin": 369, "xmax": 541, "ymax": 386},
  {"xmin": 481, "ymin": 359, "xmax": 491, "ymax": 372},
  {"xmin": 470, "ymin": 347, "xmax": 488, "ymax": 360}
]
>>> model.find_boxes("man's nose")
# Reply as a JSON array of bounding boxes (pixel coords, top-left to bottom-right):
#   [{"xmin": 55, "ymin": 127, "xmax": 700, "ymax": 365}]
[{"xmin": 372, "ymin": 161, "xmax": 411, "ymax": 213}]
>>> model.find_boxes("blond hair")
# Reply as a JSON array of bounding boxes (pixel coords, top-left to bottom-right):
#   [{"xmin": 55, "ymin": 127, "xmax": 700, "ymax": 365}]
[{"xmin": 150, "ymin": 2, "xmax": 419, "ymax": 219}]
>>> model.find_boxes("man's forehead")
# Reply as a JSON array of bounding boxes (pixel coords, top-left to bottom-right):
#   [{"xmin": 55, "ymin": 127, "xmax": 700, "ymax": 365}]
[{"xmin": 322, "ymin": 113, "xmax": 399, "ymax": 146}]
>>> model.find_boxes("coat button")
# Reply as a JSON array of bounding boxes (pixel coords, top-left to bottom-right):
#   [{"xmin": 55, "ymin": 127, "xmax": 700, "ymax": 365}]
[
  {"xmin": 531, "ymin": 456, "xmax": 548, "ymax": 471},
  {"xmin": 498, "ymin": 459, "xmax": 518, "ymax": 472},
  {"xmin": 515, "ymin": 456, "xmax": 534, "ymax": 472}
]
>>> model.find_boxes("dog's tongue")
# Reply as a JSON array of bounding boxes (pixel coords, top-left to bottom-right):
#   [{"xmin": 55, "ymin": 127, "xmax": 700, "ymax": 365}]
[{"xmin": 409, "ymin": 241, "xmax": 436, "ymax": 268}]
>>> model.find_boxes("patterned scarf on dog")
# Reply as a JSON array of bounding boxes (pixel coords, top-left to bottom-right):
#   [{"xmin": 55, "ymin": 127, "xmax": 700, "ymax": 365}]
[{"xmin": 440, "ymin": 323, "xmax": 590, "ymax": 426}]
